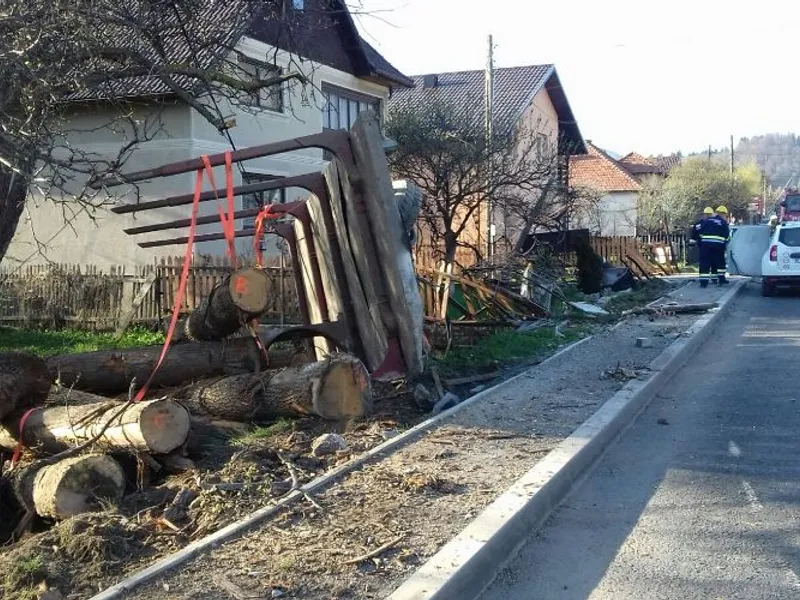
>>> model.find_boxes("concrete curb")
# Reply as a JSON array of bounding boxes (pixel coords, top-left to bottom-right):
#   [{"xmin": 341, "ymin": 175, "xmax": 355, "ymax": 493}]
[
  {"xmin": 386, "ymin": 279, "xmax": 746, "ymax": 600},
  {"xmin": 89, "ymin": 336, "xmax": 595, "ymax": 600}
]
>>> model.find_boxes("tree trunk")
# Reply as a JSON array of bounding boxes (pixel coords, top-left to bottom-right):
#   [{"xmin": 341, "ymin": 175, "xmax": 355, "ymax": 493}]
[
  {"xmin": 14, "ymin": 454, "xmax": 125, "ymax": 519},
  {"xmin": 0, "ymin": 398, "xmax": 191, "ymax": 455},
  {"xmin": 0, "ymin": 166, "xmax": 28, "ymax": 266},
  {"xmin": 180, "ymin": 354, "xmax": 372, "ymax": 422},
  {"xmin": 46, "ymin": 337, "xmax": 304, "ymax": 395},
  {"xmin": 0, "ymin": 352, "xmax": 52, "ymax": 420},
  {"xmin": 185, "ymin": 267, "xmax": 270, "ymax": 341}
]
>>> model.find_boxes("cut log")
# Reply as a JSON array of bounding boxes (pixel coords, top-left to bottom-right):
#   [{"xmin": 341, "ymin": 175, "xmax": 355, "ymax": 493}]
[
  {"xmin": 185, "ymin": 267, "xmax": 270, "ymax": 341},
  {"xmin": 46, "ymin": 338, "xmax": 301, "ymax": 395},
  {"xmin": 0, "ymin": 352, "xmax": 52, "ymax": 420},
  {"xmin": 0, "ymin": 398, "xmax": 190, "ymax": 455},
  {"xmin": 14, "ymin": 454, "xmax": 125, "ymax": 519},
  {"xmin": 180, "ymin": 353, "xmax": 372, "ymax": 422}
]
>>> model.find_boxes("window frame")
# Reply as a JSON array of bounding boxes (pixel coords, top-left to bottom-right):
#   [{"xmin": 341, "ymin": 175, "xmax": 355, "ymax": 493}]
[
  {"xmin": 238, "ymin": 58, "xmax": 284, "ymax": 113},
  {"xmin": 321, "ymin": 83, "xmax": 381, "ymax": 132},
  {"xmin": 241, "ymin": 173, "xmax": 287, "ymax": 234}
]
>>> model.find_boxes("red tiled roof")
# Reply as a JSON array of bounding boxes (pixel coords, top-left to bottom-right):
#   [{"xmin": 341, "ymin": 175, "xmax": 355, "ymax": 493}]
[
  {"xmin": 570, "ymin": 142, "xmax": 641, "ymax": 192},
  {"xmin": 619, "ymin": 152, "xmax": 654, "ymax": 166}
]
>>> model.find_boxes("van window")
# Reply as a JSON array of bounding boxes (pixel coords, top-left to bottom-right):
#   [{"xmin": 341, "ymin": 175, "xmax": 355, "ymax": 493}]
[{"xmin": 779, "ymin": 227, "xmax": 800, "ymax": 247}]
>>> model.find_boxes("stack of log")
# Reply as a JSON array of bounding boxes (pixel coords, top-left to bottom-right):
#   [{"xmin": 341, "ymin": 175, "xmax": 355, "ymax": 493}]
[{"xmin": 0, "ymin": 272, "xmax": 372, "ymax": 536}]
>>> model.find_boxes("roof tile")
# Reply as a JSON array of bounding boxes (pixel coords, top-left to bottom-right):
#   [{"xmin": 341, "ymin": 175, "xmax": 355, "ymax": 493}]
[{"xmin": 570, "ymin": 142, "xmax": 641, "ymax": 192}]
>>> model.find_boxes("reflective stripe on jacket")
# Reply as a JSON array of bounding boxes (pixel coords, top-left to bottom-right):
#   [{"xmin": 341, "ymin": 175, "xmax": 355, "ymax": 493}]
[{"xmin": 699, "ymin": 216, "xmax": 730, "ymax": 244}]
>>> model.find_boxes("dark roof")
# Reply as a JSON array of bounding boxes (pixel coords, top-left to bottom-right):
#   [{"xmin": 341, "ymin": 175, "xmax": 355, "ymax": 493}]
[
  {"xmin": 67, "ymin": 0, "xmax": 410, "ymax": 103},
  {"xmin": 387, "ymin": 65, "xmax": 585, "ymax": 152},
  {"xmin": 360, "ymin": 39, "xmax": 414, "ymax": 88}
]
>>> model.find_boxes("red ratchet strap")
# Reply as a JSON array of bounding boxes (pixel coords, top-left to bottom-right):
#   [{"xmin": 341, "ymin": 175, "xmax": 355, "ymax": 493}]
[
  {"xmin": 132, "ymin": 165, "xmax": 205, "ymax": 403},
  {"xmin": 248, "ymin": 204, "xmax": 282, "ymax": 366},
  {"xmin": 9, "ymin": 406, "xmax": 39, "ymax": 469},
  {"xmin": 253, "ymin": 204, "xmax": 280, "ymax": 267},
  {"xmin": 201, "ymin": 152, "xmax": 238, "ymax": 267}
]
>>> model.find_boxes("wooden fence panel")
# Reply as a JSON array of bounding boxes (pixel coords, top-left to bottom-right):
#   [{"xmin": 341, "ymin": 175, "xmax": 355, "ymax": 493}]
[{"xmin": 0, "ymin": 257, "xmax": 301, "ymax": 330}]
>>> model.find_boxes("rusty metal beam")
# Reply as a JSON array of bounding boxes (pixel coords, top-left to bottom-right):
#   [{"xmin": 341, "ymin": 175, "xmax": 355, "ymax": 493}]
[
  {"xmin": 91, "ymin": 130, "xmax": 354, "ymax": 189},
  {"xmin": 125, "ymin": 201, "xmax": 305, "ymax": 235},
  {"xmin": 112, "ymin": 173, "xmax": 325, "ymax": 215}
]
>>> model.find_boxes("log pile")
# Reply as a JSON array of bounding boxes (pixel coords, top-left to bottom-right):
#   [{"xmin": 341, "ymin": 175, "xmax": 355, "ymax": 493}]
[{"xmin": 0, "ymin": 347, "xmax": 371, "ymax": 540}]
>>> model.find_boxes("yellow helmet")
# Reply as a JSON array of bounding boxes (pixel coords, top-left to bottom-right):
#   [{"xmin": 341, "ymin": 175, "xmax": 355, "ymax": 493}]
[
  {"xmin": 716, "ymin": 205, "xmax": 728, "ymax": 215},
  {"xmin": 703, "ymin": 206, "xmax": 714, "ymax": 215}
]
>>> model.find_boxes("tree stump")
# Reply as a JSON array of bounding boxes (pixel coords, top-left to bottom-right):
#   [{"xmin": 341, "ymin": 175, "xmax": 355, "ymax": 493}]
[
  {"xmin": 0, "ymin": 352, "xmax": 51, "ymax": 420},
  {"xmin": 180, "ymin": 354, "xmax": 372, "ymax": 422},
  {"xmin": 185, "ymin": 267, "xmax": 270, "ymax": 341},
  {"xmin": 14, "ymin": 454, "xmax": 125, "ymax": 519}
]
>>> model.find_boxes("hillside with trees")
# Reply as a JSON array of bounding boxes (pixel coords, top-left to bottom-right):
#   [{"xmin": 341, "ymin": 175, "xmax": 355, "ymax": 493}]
[{"xmin": 689, "ymin": 133, "xmax": 800, "ymax": 188}]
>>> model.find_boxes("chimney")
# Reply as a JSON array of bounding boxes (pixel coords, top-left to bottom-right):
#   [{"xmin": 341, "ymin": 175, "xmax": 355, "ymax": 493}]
[{"xmin": 423, "ymin": 74, "xmax": 439, "ymax": 89}]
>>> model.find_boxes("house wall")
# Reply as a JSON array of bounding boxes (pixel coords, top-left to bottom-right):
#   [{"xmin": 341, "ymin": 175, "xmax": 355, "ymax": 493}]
[
  {"xmin": 460, "ymin": 87, "xmax": 564, "ymax": 260},
  {"xmin": 4, "ymin": 103, "xmax": 199, "ymax": 269},
  {"xmin": 592, "ymin": 191, "xmax": 638, "ymax": 237},
  {"xmin": 3, "ymin": 37, "xmax": 393, "ymax": 270},
  {"xmin": 189, "ymin": 36, "xmax": 392, "ymax": 258}
]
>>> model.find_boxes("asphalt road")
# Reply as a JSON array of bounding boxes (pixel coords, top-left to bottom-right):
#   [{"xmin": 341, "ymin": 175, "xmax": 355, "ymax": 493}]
[{"xmin": 480, "ymin": 282, "xmax": 800, "ymax": 600}]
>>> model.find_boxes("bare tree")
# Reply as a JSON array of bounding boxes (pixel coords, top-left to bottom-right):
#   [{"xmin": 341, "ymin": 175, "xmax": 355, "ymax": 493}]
[
  {"xmin": 386, "ymin": 97, "xmax": 577, "ymax": 268},
  {"xmin": 0, "ymin": 0, "xmax": 326, "ymax": 265}
]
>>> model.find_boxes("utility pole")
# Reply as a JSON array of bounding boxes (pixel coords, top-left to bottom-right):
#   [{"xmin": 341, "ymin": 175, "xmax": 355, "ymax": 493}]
[
  {"xmin": 730, "ymin": 134, "xmax": 735, "ymax": 205},
  {"xmin": 708, "ymin": 144, "xmax": 712, "ymax": 162},
  {"xmin": 484, "ymin": 34, "xmax": 495, "ymax": 261}
]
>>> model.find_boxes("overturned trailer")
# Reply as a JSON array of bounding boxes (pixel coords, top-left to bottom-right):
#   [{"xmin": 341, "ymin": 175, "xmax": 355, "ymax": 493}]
[{"xmin": 90, "ymin": 112, "xmax": 424, "ymax": 379}]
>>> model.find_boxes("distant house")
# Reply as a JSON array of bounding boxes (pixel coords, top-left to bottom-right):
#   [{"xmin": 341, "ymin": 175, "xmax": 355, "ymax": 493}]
[
  {"xmin": 4, "ymin": 0, "xmax": 412, "ymax": 269},
  {"xmin": 387, "ymin": 64, "xmax": 586, "ymax": 260},
  {"xmin": 570, "ymin": 142, "xmax": 680, "ymax": 236}
]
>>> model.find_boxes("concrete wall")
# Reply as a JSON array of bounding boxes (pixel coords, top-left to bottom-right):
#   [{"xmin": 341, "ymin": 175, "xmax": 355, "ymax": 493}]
[{"xmin": 4, "ymin": 36, "xmax": 393, "ymax": 270}]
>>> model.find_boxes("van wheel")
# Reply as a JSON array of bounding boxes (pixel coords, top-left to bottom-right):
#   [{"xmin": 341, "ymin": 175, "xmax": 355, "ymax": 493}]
[{"xmin": 762, "ymin": 280, "xmax": 776, "ymax": 297}]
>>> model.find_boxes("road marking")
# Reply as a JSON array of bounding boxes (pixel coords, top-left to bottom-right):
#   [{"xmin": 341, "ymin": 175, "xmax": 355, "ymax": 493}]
[
  {"xmin": 787, "ymin": 569, "xmax": 800, "ymax": 589},
  {"xmin": 728, "ymin": 440, "xmax": 742, "ymax": 457},
  {"xmin": 741, "ymin": 480, "xmax": 763, "ymax": 512}
]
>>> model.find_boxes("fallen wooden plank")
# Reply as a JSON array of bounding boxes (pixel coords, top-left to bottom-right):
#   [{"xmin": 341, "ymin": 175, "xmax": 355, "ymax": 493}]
[
  {"xmin": 115, "ymin": 273, "xmax": 157, "ymax": 337},
  {"xmin": 621, "ymin": 302, "xmax": 718, "ymax": 316},
  {"xmin": 350, "ymin": 113, "xmax": 425, "ymax": 376}
]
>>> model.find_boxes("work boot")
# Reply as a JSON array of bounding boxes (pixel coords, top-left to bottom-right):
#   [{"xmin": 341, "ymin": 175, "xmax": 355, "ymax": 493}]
[
  {"xmin": 700, "ymin": 281, "xmax": 709, "ymax": 289},
  {"xmin": 719, "ymin": 277, "xmax": 729, "ymax": 285}
]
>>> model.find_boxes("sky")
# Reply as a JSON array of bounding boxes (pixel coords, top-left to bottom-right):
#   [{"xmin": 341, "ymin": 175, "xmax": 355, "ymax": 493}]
[{"xmin": 352, "ymin": 0, "xmax": 800, "ymax": 157}]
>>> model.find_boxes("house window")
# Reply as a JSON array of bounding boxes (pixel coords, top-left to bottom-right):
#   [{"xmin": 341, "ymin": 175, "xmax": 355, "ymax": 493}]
[
  {"xmin": 239, "ymin": 60, "xmax": 283, "ymax": 112},
  {"xmin": 241, "ymin": 173, "xmax": 286, "ymax": 233},
  {"xmin": 322, "ymin": 84, "xmax": 381, "ymax": 131}
]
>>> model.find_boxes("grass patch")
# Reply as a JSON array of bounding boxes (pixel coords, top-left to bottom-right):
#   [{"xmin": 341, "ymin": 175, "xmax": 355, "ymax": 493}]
[
  {"xmin": 0, "ymin": 327, "xmax": 164, "ymax": 357},
  {"xmin": 436, "ymin": 325, "xmax": 586, "ymax": 376},
  {"xmin": 2, "ymin": 553, "xmax": 45, "ymax": 600},
  {"xmin": 232, "ymin": 418, "xmax": 293, "ymax": 446},
  {"xmin": 603, "ymin": 279, "xmax": 671, "ymax": 314}
]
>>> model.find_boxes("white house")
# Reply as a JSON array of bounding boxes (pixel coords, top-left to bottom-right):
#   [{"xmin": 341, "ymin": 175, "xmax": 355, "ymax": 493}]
[{"xmin": 4, "ymin": 0, "xmax": 412, "ymax": 269}]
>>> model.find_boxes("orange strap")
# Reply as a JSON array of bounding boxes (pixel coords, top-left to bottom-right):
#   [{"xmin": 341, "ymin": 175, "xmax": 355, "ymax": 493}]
[
  {"xmin": 9, "ymin": 407, "xmax": 39, "ymax": 469},
  {"xmin": 253, "ymin": 204, "xmax": 280, "ymax": 267},
  {"xmin": 132, "ymin": 165, "xmax": 205, "ymax": 403},
  {"xmin": 201, "ymin": 153, "xmax": 238, "ymax": 268}
]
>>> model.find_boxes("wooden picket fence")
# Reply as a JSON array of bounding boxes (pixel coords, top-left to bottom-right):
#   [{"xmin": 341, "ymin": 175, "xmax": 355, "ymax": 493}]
[{"xmin": 0, "ymin": 256, "xmax": 301, "ymax": 331}]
